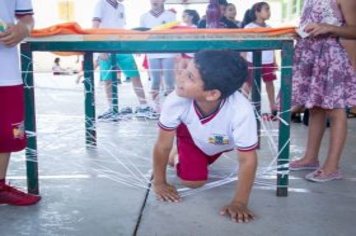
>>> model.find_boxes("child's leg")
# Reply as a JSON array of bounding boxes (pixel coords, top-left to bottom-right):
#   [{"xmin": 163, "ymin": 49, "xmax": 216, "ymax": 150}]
[
  {"xmin": 102, "ymin": 80, "xmax": 112, "ymax": 107},
  {"xmin": 241, "ymin": 63, "xmax": 254, "ymax": 97},
  {"xmin": 0, "ymin": 153, "xmax": 10, "ymax": 179},
  {"xmin": 117, "ymin": 54, "xmax": 148, "ymax": 105},
  {"xmin": 99, "ymin": 57, "xmax": 114, "ymax": 108},
  {"xmin": 322, "ymin": 108, "xmax": 347, "ymax": 173},
  {"xmin": 175, "ymin": 124, "xmax": 221, "ymax": 189},
  {"xmin": 265, "ymin": 81, "xmax": 276, "ymax": 113},
  {"xmin": 262, "ymin": 64, "xmax": 277, "ymax": 113},
  {"xmin": 161, "ymin": 57, "xmax": 175, "ymax": 95},
  {"xmin": 240, "ymin": 82, "xmax": 251, "ymax": 98},
  {"xmin": 131, "ymin": 78, "xmax": 147, "ymax": 105},
  {"xmin": 300, "ymin": 107, "xmax": 327, "ymax": 163},
  {"xmin": 148, "ymin": 58, "xmax": 162, "ymax": 101},
  {"xmin": 168, "ymin": 144, "xmax": 178, "ymax": 167}
]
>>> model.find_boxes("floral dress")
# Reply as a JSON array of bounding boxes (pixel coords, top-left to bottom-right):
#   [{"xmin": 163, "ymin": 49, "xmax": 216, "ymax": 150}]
[{"xmin": 292, "ymin": 0, "xmax": 356, "ymax": 109}]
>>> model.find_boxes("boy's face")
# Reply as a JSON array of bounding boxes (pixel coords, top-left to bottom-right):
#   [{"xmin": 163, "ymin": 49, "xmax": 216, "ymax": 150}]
[{"xmin": 175, "ymin": 60, "xmax": 206, "ymax": 100}]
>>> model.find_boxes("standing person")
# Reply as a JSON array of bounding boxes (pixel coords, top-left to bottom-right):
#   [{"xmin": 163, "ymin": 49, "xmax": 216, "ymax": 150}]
[
  {"xmin": 152, "ymin": 50, "xmax": 257, "ymax": 222},
  {"xmin": 140, "ymin": 0, "xmax": 177, "ymax": 112},
  {"xmin": 93, "ymin": 0, "xmax": 154, "ymax": 120},
  {"xmin": 0, "ymin": 0, "xmax": 41, "ymax": 205},
  {"xmin": 290, "ymin": 0, "xmax": 356, "ymax": 182},
  {"xmin": 224, "ymin": 3, "xmax": 242, "ymax": 28},
  {"xmin": 198, "ymin": 0, "xmax": 239, "ymax": 29},
  {"xmin": 241, "ymin": 2, "xmax": 278, "ymax": 117}
]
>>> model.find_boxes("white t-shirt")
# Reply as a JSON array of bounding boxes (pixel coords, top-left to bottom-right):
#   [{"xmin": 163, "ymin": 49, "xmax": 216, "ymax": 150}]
[
  {"xmin": 140, "ymin": 10, "xmax": 176, "ymax": 59},
  {"xmin": 245, "ymin": 22, "xmax": 274, "ymax": 64},
  {"xmin": 158, "ymin": 91, "xmax": 258, "ymax": 155},
  {"xmin": 0, "ymin": 0, "xmax": 33, "ymax": 86},
  {"xmin": 93, "ymin": 0, "xmax": 126, "ymax": 29}
]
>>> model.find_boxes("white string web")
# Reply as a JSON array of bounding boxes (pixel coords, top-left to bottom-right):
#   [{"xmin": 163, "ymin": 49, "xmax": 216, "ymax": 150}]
[{"xmin": 9, "ymin": 52, "xmax": 297, "ymax": 198}]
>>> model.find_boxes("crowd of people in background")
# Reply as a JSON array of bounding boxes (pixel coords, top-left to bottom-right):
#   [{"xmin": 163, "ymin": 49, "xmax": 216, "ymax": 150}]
[{"xmin": 86, "ymin": 0, "xmax": 278, "ymax": 122}]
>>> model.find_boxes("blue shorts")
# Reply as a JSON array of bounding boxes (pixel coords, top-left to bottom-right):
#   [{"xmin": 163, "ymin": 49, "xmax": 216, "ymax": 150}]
[{"xmin": 99, "ymin": 54, "xmax": 140, "ymax": 81}]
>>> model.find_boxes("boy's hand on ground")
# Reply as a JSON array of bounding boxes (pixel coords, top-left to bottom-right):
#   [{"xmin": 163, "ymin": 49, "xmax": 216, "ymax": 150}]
[
  {"xmin": 153, "ymin": 182, "xmax": 181, "ymax": 203},
  {"xmin": 220, "ymin": 202, "xmax": 255, "ymax": 223}
]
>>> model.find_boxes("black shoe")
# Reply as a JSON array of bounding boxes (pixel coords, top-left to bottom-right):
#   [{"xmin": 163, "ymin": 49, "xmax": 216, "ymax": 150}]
[{"xmin": 291, "ymin": 112, "xmax": 302, "ymax": 123}]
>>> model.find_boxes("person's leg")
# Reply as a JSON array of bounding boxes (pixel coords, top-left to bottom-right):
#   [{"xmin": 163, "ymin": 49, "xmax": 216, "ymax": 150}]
[
  {"xmin": 322, "ymin": 108, "xmax": 347, "ymax": 174},
  {"xmin": 240, "ymin": 82, "xmax": 251, "ymax": 98},
  {"xmin": 240, "ymin": 63, "xmax": 254, "ymax": 98},
  {"xmin": 0, "ymin": 86, "xmax": 40, "ymax": 205},
  {"xmin": 116, "ymin": 54, "xmax": 148, "ymax": 105},
  {"xmin": 297, "ymin": 107, "xmax": 327, "ymax": 164},
  {"xmin": 104, "ymin": 80, "xmax": 113, "ymax": 108},
  {"xmin": 161, "ymin": 57, "xmax": 175, "ymax": 96},
  {"xmin": 265, "ymin": 81, "xmax": 276, "ymax": 113},
  {"xmin": 0, "ymin": 86, "xmax": 26, "ymax": 178},
  {"xmin": 148, "ymin": 58, "xmax": 162, "ymax": 102},
  {"xmin": 131, "ymin": 78, "xmax": 147, "ymax": 105},
  {"xmin": 0, "ymin": 153, "xmax": 10, "ymax": 180},
  {"xmin": 175, "ymin": 124, "xmax": 221, "ymax": 189},
  {"xmin": 99, "ymin": 57, "xmax": 114, "ymax": 109},
  {"xmin": 262, "ymin": 64, "xmax": 277, "ymax": 113}
]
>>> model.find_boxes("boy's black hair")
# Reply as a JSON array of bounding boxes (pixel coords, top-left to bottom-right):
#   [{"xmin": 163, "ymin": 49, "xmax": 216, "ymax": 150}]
[
  {"xmin": 194, "ymin": 50, "xmax": 248, "ymax": 99},
  {"xmin": 54, "ymin": 57, "xmax": 60, "ymax": 63},
  {"xmin": 183, "ymin": 9, "xmax": 200, "ymax": 26},
  {"xmin": 242, "ymin": 2, "xmax": 269, "ymax": 27}
]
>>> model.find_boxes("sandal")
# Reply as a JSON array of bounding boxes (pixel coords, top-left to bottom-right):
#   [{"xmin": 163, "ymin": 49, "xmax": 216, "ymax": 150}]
[
  {"xmin": 289, "ymin": 160, "xmax": 319, "ymax": 171},
  {"xmin": 305, "ymin": 169, "xmax": 343, "ymax": 182}
]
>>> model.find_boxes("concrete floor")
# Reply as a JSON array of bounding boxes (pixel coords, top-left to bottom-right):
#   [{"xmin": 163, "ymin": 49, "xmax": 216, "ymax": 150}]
[{"xmin": 1, "ymin": 72, "xmax": 356, "ymax": 236}]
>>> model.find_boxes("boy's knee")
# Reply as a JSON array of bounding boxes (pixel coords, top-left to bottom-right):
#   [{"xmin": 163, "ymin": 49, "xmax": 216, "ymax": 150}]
[{"xmin": 180, "ymin": 180, "xmax": 207, "ymax": 189}]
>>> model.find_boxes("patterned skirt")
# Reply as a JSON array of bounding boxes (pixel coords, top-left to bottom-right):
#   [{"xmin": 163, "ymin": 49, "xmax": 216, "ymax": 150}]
[{"xmin": 292, "ymin": 37, "xmax": 356, "ymax": 109}]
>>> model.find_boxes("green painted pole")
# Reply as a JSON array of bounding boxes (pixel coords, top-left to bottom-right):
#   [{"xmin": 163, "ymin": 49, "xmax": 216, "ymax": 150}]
[
  {"xmin": 111, "ymin": 55, "xmax": 119, "ymax": 115},
  {"xmin": 83, "ymin": 52, "xmax": 96, "ymax": 147},
  {"xmin": 20, "ymin": 43, "xmax": 39, "ymax": 194},
  {"xmin": 276, "ymin": 41, "xmax": 294, "ymax": 197},
  {"xmin": 252, "ymin": 51, "xmax": 262, "ymax": 148}
]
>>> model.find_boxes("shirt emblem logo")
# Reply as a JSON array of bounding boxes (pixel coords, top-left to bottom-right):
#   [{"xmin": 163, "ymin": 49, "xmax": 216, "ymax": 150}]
[{"xmin": 208, "ymin": 134, "xmax": 229, "ymax": 145}]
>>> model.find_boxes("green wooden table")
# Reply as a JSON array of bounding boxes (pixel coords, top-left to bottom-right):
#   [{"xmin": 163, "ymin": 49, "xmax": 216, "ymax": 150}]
[{"xmin": 21, "ymin": 33, "xmax": 294, "ymax": 196}]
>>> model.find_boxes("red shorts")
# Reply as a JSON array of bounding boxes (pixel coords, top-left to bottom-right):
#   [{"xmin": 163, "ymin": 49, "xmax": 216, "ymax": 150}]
[
  {"xmin": 176, "ymin": 124, "xmax": 221, "ymax": 181},
  {"xmin": 247, "ymin": 62, "xmax": 277, "ymax": 84},
  {"xmin": 0, "ymin": 85, "xmax": 27, "ymax": 153}
]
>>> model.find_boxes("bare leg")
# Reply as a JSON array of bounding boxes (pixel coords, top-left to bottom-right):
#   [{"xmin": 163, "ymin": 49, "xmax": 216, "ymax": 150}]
[
  {"xmin": 180, "ymin": 180, "xmax": 207, "ymax": 189},
  {"xmin": 265, "ymin": 81, "xmax": 276, "ymax": 113},
  {"xmin": 131, "ymin": 77, "xmax": 147, "ymax": 105},
  {"xmin": 104, "ymin": 80, "xmax": 113, "ymax": 108},
  {"xmin": 240, "ymin": 82, "xmax": 251, "ymax": 98},
  {"xmin": 298, "ymin": 107, "xmax": 327, "ymax": 164},
  {"xmin": 0, "ymin": 153, "xmax": 11, "ymax": 179},
  {"xmin": 322, "ymin": 108, "xmax": 347, "ymax": 174},
  {"xmin": 168, "ymin": 145, "xmax": 178, "ymax": 167}
]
